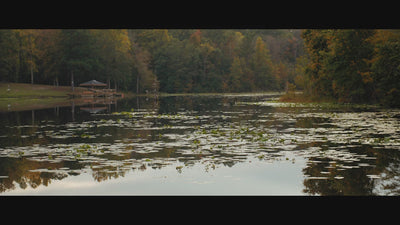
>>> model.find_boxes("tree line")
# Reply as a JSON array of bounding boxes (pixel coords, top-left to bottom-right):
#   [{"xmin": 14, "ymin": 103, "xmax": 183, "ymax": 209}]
[
  {"xmin": 298, "ymin": 29, "xmax": 400, "ymax": 107},
  {"xmin": 3, "ymin": 29, "xmax": 397, "ymax": 107},
  {"xmin": 0, "ymin": 29, "xmax": 303, "ymax": 93}
]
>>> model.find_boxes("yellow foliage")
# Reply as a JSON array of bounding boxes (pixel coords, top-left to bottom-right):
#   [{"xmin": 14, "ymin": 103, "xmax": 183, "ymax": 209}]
[{"xmin": 359, "ymin": 71, "xmax": 373, "ymax": 84}]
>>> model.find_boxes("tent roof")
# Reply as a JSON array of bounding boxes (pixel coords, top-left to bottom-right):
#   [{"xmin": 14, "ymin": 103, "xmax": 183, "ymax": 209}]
[{"xmin": 79, "ymin": 80, "xmax": 107, "ymax": 87}]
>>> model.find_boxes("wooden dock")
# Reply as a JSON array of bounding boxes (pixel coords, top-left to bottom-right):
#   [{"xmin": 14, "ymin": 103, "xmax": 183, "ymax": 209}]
[{"xmin": 68, "ymin": 88, "xmax": 123, "ymax": 98}]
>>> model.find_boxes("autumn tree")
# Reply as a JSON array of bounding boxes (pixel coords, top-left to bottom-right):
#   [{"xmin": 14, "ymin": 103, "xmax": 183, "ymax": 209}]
[
  {"xmin": 224, "ymin": 31, "xmax": 244, "ymax": 59},
  {"xmin": 293, "ymin": 55, "xmax": 309, "ymax": 91},
  {"xmin": 0, "ymin": 30, "xmax": 40, "ymax": 84},
  {"xmin": 326, "ymin": 29, "xmax": 376, "ymax": 103},
  {"xmin": 301, "ymin": 29, "xmax": 334, "ymax": 97},
  {"xmin": 371, "ymin": 30, "xmax": 400, "ymax": 107},
  {"xmin": 300, "ymin": 29, "xmax": 396, "ymax": 105},
  {"xmin": 131, "ymin": 42, "xmax": 159, "ymax": 94},
  {"xmin": 14, "ymin": 30, "xmax": 40, "ymax": 84},
  {"xmin": 135, "ymin": 29, "xmax": 172, "ymax": 56},
  {"xmin": 274, "ymin": 62, "xmax": 289, "ymax": 91},
  {"xmin": 135, "ymin": 29, "xmax": 174, "ymax": 92},
  {"xmin": 94, "ymin": 29, "xmax": 132, "ymax": 90},
  {"xmin": 252, "ymin": 36, "xmax": 275, "ymax": 91},
  {"xmin": 0, "ymin": 29, "xmax": 312, "ymax": 95},
  {"xmin": 36, "ymin": 29, "xmax": 62, "ymax": 86},
  {"xmin": 229, "ymin": 56, "xmax": 245, "ymax": 92}
]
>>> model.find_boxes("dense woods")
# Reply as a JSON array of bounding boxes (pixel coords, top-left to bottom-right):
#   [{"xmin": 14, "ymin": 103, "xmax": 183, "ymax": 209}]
[
  {"xmin": 0, "ymin": 29, "xmax": 302, "ymax": 93},
  {"xmin": 300, "ymin": 29, "xmax": 400, "ymax": 107},
  {"xmin": 1, "ymin": 29, "xmax": 399, "ymax": 107}
]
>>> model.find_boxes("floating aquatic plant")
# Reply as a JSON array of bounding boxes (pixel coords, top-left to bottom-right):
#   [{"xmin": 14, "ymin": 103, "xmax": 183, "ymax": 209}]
[{"xmin": 1, "ymin": 93, "xmax": 400, "ymax": 195}]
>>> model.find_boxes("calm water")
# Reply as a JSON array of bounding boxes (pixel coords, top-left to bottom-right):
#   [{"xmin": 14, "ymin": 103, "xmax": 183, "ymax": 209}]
[{"xmin": 1, "ymin": 93, "xmax": 400, "ymax": 195}]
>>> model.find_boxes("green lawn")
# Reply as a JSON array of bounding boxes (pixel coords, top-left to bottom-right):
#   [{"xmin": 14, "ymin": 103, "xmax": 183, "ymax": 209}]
[
  {"xmin": 0, "ymin": 82, "xmax": 88, "ymax": 112},
  {"xmin": 0, "ymin": 82, "xmax": 76, "ymax": 98}
]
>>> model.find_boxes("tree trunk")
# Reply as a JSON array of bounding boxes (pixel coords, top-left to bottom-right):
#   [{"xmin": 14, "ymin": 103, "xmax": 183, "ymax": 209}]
[
  {"xmin": 30, "ymin": 54, "xmax": 33, "ymax": 84},
  {"xmin": 136, "ymin": 74, "xmax": 140, "ymax": 94},
  {"xmin": 203, "ymin": 55, "xmax": 207, "ymax": 78},
  {"xmin": 15, "ymin": 45, "xmax": 21, "ymax": 83},
  {"xmin": 71, "ymin": 70, "xmax": 74, "ymax": 92}
]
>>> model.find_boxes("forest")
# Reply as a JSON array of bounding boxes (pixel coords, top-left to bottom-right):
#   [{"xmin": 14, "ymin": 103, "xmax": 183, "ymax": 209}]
[
  {"xmin": 0, "ymin": 29, "xmax": 302, "ymax": 93},
  {"xmin": 0, "ymin": 29, "xmax": 399, "ymax": 107},
  {"xmin": 300, "ymin": 29, "xmax": 400, "ymax": 107}
]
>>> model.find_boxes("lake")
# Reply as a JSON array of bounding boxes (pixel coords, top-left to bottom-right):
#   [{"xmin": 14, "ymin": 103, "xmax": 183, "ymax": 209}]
[{"xmin": 1, "ymin": 93, "xmax": 400, "ymax": 195}]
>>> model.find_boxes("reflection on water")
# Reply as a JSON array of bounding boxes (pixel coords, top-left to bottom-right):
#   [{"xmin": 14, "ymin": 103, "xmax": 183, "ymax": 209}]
[{"xmin": 1, "ymin": 94, "xmax": 400, "ymax": 195}]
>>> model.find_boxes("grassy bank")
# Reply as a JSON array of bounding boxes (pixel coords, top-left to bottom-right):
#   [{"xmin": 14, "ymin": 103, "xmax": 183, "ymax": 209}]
[
  {"xmin": 0, "ymin": 82, "xmax": 83, "ymax": 98},
  {"xmin": 0, "ymin": 82, "xmax": 84, "ymax": 112},
  {"xmin": 0, "ymin": 97, "xmax": 74, "ymax": 112}
]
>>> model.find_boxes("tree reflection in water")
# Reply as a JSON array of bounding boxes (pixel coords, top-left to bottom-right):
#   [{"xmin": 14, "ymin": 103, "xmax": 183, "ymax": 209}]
[{"xmin": 1, "ymin": 94, "xmax": 400, "ymax": 195}]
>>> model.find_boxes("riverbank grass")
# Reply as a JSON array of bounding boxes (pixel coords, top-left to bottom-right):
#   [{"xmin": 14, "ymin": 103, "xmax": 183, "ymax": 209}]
[
  {"xmin": 0, "ymin": 82, "xmax": 82, "ymax": 112},
  {"xmin": 0, "ymin": 82, "xmax": 77, "ymax": 98}
]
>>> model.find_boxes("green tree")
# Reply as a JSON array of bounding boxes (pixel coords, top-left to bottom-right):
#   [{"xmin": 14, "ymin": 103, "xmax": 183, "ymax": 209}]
[
  {"xmin": 151, "ymin": 38, "xmax": 186, "ymax": 93},
  {"xmin": 136, "ymin": 29, "xmax": 172, "ymax": 56},
  {"xmin": 371, "ymin": 30, "xmax": 400, "ymax": 107},
  {"xmin": 252, "ymin": 36, "xmax": 275, "ymax": 91},
  {"xmin": 229, "ymin": 56, "xmax": 244, "ymax": 92},
  {"xmin": 94, "ymin": 29, "xmax": 132, "ymax": 90},
  {"xmin": 274, "ymin": 62, "xmax": 289, "ymax": 91},
  {"xmin": 0, "ymin": 30, "xmax": 41, "ymax": 84},
  {"xmin": 0, "ymin": 30, "xmax": 19, "ymax": 82},
  {"xmin": 36, "ymin": 29, "xmax": 63, "ymax": 86},
  {"xmin": 326, "ymin": 29, "xmax": 375, "ymax": 103},
  {"xmin": 0, "ymin": 29, "xmax": 313, "ymax": 95},
  {"xmin": 16, "ymin": 30, "xmax": 40, "ymax": 84},
  {"xmin": 131, "ymin": 43, "xmax": 158, "ymax": 94},
  {"xmin": 222, "ymin": 31, "xmax": 244, "ymax": 60},
  {"xmin": 58, "ymin": 29, "xmax": 99, "ymax": 90},
  {"xmin": 135, "ymin": 29, "xmax": 175, "ymax": 93},
  {"xmin": 301, "ymin": 29, "xmax": 334, "ymax": 97},
  {"xmin": 293, "ymin": 55, "xmax": 309, "ymax": 91}
]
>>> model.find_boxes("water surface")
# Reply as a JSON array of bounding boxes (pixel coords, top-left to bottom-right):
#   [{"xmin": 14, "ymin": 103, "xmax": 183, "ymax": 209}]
[{"xmin": 1, "ymin": 94, "xmax": 400, "ymax": 195}]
